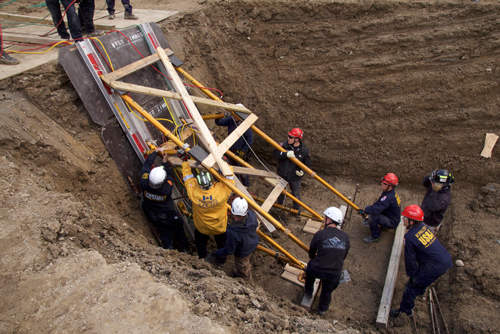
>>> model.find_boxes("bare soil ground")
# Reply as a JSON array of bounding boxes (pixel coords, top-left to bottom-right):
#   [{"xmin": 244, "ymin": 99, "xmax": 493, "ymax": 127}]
[{"xmin": 1, "ymin": 0, "xmax": 500, "ymax": 333}]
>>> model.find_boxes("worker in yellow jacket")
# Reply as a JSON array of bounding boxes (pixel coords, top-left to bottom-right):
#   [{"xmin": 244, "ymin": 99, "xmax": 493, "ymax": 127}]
[{"xmin": 182, "ymin": 161, "xmax": 235, "ymax": 263}]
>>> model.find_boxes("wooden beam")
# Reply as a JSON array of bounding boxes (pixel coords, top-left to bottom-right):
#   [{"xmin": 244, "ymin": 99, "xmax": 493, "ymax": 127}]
[
  {"xmin": 108, "ymin": 81, "xmax": 252, "ymax": 113},
  {"xmin": 156, "ymin": 47, "xmax": 232, "ymax": 176},
  {"xmin": 101, "ymin": 52, "xmax": 164, "ymax": 83},
  {"xmin": 260, "ymin": 179, "xmax": 287, "ymax": 212},
  {"xmin": 0, "ymin": 13, "xmax": 115, "ymax": 31},
  {"xmin": 480, "ymin": 133, "xmax": 499, "ymax": 158},
  {"xmin": 217, "ymin": 113, "xmax": 258, "ymax": 154},
  {"xmin": 167, "ymin": 157, "xmax": 276, "ymax": 178},
  {"xmin": 376, "ymin": 219, "xmax": 406, "ymax": 328},
  {"xmin": 0, "ymin": 33, "xmax": 67, "ymax": 46}
]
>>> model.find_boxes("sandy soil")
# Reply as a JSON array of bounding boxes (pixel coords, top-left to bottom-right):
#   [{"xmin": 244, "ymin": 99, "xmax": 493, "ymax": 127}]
[{"xmin": 1, "ymin": 0, "xmax": 500, "ymax": 333}]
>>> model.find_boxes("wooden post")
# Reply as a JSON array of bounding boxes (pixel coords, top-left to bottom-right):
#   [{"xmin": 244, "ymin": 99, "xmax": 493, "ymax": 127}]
[{"xmin": 376, "ymin": 219, "xmax": 406, "ymax": 328}]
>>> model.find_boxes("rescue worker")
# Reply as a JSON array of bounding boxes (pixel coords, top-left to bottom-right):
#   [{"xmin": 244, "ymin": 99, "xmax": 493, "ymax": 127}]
[
  {"xmin": 215, "ymin": 111, "xmax": 253, "ymax": 187},
  {"xmin": 273, "ymin": 128, "xmax": 311, "ymax": 216},
  {"xmin": 421, "ymin": 169, "xmax": 454, "ymax": 234},
  {"xmin": 390, "ymin": 205, "xmax": 453, "ymax": 318},
  {"xmin": 360, "ymin": 173, "xmax": 401, "ymax": 243},
  {"xmin": 140, "ymin": 146, "xmax": 189, "ymax": 251},
  {"xmin": 304, "ymin": 207, "xmax": 350, "ymax": 316},
  {"xmin": 207, "ymin": 197, "xmax": 259, "ymax": 282},
  {"xmin": 182, "ymin": 161, "xmax": 235, "ymax": 263}
]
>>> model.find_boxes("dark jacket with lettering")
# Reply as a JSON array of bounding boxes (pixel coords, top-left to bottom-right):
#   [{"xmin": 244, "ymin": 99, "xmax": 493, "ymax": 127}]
[
  {"xmin": 215, "ymin": 117, "xmax": 253, "ymax": 151},
  {"xmin": 273, "ymin": 140, "xmax": 311, "ymax": 182},
  {"xmin": 140, "ymin": 151, "xmax": 176, "ymax": 216},
  {"xmin": 420, "ymin": 176, "xmax": 452, "ymax": 227},
  {"xmin": 404, "ymin": 223, "xmax": 453, "ymax": 278},
  {"xmin": 308, "ymin": 227, "xmax": 350, "ymax": 275},
  {"xmin": 213, "ymin": 210, "xmax": 259, "ymax": 258},
  {"xmin": 364, "ymin": 189, "xmax": 401, "ymax": 226}
]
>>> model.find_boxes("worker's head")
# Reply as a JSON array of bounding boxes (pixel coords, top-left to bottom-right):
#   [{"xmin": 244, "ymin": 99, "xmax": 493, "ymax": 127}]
[
  {"xmin": 430, "ymin": 169, "xmax": 454, "ymax": 187},
  {"xmin": 287, "ymin": 128, "xmax": 303, "ymax": 145},
  {"xmin": 323, "ymin": 207, "xmax": 343, "ymax": 228},
  {"xmin": 196, "ymin": 171, "xmax": 213, "ymax": 190},
  {"xmin": 149, "ymin": 167, "xmax": 167, "ymax": 189},
  {"xmin": 381, "ymin": 173, "xmax": 398, "ymax": 191},
  {"xmin": 231, "ymin": 197, "xmax": 248, "ymax": 217},
  {"xmin": 401, "ymin": 205, "xmax": 424, "ymax": 228}
]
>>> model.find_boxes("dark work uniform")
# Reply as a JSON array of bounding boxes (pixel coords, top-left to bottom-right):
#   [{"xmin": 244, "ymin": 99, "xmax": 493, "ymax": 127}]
[
  {"xmin": 273, "ymin": 140, "xmax": 311, "ymax": 210},
  {"xmin": 365, "ymin": 189, "xmax": 401, "ymax": 239},
  {"xmin": 215, "ymin": 116, "xmax": 253, "ymax": 187},
  {"xmin": 421, "ymin": 176, "xmax": 452, "ymax": 228},
  {"xmin": 398, "ymin": 223, "xmax": 452, "ymax": 314},
  {"xmin": 212, "ymin": 211, "xmax": 259, "ymax": 259},
  {"xmin": 107, "ymin": 0, "xmax": 133, "ymax": 15},
  {"xmin": 305, "ymin": 226, "xmax": 350, "ymax": 313},
  {"xmin": 77, "ymin": 0, "xmax": 97, "ymax": 35},
  {"xmin": 140, "ymin": 151, "xmax": 188, "ymax": 250}
]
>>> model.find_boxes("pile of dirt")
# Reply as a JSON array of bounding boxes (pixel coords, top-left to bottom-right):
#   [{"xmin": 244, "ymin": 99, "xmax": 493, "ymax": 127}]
[{"xmin": 1, "ymin": 0, "xmax": 500, "ymax": 333}]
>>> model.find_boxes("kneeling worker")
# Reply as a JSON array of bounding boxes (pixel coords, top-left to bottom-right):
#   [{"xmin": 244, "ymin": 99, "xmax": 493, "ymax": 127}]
[
  {"xmin": 140, "ymin": 146, "xmax": 189, "ymax": 251},
  {"xmin": 360, "ymin": 173, "xmax": 401, "ymax": 244},
  {"xmin": 304, "ymin": 207, "xmax": 350, "ymax": 315},
  {"xmin": 208, "ymin": 197, "xmax": 259, "ymax": 282},
  {"xmin": 182, "ymin": 161, "xmax": 235, "ymax": 263},
  {"xmin": 390, "ymin": 205, "xmax": 452, "ymax": 318}
]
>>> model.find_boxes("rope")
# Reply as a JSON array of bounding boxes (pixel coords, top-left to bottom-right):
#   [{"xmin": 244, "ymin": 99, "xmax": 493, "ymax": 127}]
[{"xmin": 0, "ymin": 0, "xmax": 18, "ymax": 8}]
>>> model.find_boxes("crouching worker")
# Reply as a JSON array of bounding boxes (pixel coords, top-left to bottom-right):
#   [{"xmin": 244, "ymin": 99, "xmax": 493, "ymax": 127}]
[
  {"xmin": 304, "ymin": 207, "xmax": 350, "ymax": 316},
  {"xmin": 207, "ymin": 197, "xmax": 259, "ymax": 282},
  {"xmin": 360, "ymin": 173, "xmax": 401, "ymax": 244},
  {"xmin": 182, "ymin": 161, "xmax": 235, "ymax": 264},
  {"xmin": 140, "ymin": 147, "xmax": 189, "ymax": 251},
  {"xmin": 390, "ymin": 205, "xmax": 452, "ymax": 318}
]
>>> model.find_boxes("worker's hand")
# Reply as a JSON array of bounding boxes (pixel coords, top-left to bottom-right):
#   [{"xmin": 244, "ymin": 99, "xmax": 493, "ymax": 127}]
[
  {"xmin": 358, "ymin": 209, "xmax": 365, "ymax": 216},
  {"xmin": 286, "ymin": 151, "xmax": 295, "ymax": 159},
  {"xmin": 224, "ymin": 111, "xmax": 232, "ymax": 117},
  {"xmin": 156, "ymin": 146, "xmax": 167, "ymax": 153},
  {"xmin": 432, "ymin": 182, "xmax": 444, "ymax": 192},
  {"xmin": 296, "ymin": 170, "xmax": 304, "ymax": 177}
]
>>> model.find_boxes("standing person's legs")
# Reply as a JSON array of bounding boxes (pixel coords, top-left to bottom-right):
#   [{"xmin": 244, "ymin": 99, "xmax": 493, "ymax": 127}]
[
  {"xmin": 194, "ymin": 229, "xmax": 210, "ymax": 259},
  {"xmin": 107, "ymin": 0, "xmax": 115, "ymax": 14},
  {"xmin": 121, "ymin": 0, "xmax": 132, "ymax": 14},
  {"xmin": 213, "ymin": 233, "xmax": 227, "ymax": 266},
  {"xmin": 288, "ymin": 180, "xmax": 301, "ymax": 210},
  {"xmin": 166, "ymin": 214, "xmax": 189, "ymax": 252},
  {"xmin": 317, "ymin": 274, "xmax": 341, "ymax": 313},
  {"xmin": 423, "ymin": 223, "xmax": 439, "ymax": 234},
  {"xmin": 78, "ymin": 0, "xmax": 96, "ymax": 34},
  {"xmin": 234, "ymin": 255, "xmax": 253, "ymax": 282},
  {"xmin": 304, "ymin": 263, "xmax": 316, "ymax": 297},
  {"xmin": 399, "ymin": 272, "xmax": 443, "ymax": 315}
]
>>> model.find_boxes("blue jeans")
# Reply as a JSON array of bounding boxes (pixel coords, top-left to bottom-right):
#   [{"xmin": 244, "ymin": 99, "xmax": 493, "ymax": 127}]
[
  {"xmin": 305, "ymin": 264, "xmax": 342, "ymax": 313},
  {"xmin": 107, "ymin": 0, "xmax": 132, "ymax": 14},
  {"xmin": 46, "ymin": 0, "xmax": 83, "ymax": 40},
  {"xmin": 369, "ymin": 214, "xmax": 398, "ymax": 239}
]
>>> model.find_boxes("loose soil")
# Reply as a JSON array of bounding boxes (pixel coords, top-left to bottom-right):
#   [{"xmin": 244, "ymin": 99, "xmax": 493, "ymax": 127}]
[{"xmin": 1, "ymin": 1, "xmax": 500, "ymax": 333}]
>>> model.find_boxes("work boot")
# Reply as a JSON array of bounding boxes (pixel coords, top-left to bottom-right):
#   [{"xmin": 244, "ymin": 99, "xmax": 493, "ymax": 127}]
[
  {"xmin": 87, "ymin": 30, "xmax": 104, "ymax": 37},
  {"xmin": 318, "ymin": 309, "xmax": 327, "ymax": 316},
  {"xmin": 304, "ymin": 290, "xmax": 313, "ymax": 299},
  {"xmin": 124, "ymin": 12, "xmax": 139, "ymax": 20},
  {"xmin": 390, "ymin": 308, "xmax": 413, "ymax": 318},
  {"xmin": 0, "ymin": 51, "xmax": 20, "ymax": 65},
  {"xmin": 108, "ymin": 13, "xmax": 115, "ymax": 19},
  {"xmin": 363, "ymin": 235, "xmax": 380, "ymax": 244},
  {"xmin": 362, "ymin": 219, "xmax": 370, "ymax": 227}
]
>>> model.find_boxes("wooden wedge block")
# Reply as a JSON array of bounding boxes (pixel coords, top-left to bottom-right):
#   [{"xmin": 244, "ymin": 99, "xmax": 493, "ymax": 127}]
[{"xmin": 480, "ymin": 133, "xmax": 499, "ymax": 158}]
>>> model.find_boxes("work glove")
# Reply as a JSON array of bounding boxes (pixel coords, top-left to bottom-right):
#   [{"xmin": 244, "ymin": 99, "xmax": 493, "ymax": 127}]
[
  {"xmin": 224, "ymin": 111, "xmax": 232, "ymax": 117},
  {"xmin": 296, "ymin": 170, "xmax": 304, "ymax": 177},
  {"xmin": 432, "ymin": 183, "xmax": 444, "ymax": 192},
  {"xmin": 358, "ymin": 209, "xmax": 365, "ymax": 216},
  {"xmin": 286, "ymin": 151, "xmax": 295, "ymax": 159}
]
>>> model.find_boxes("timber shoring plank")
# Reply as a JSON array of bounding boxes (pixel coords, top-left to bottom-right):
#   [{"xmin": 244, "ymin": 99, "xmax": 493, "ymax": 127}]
[
  {"xmin": 216, "ymin": 113, "xmax": 258, "ymax": 154},
  {"xmin": 101, "ymin": 53, "xmax": 164, "ymax": 83},
  {"xmin": 480, "ymin": 133, "xmax": 499, "ymax": 158},
  {"xmin": 260, "ymin": 179, "xmax": 287, "ymax": 213},
  {"xmin": 108, "ymin": 81, "xmax": 252, "ymax": 113},
  {"xmin": 156, "ymin": 47, "xmax": 231, "ymax": 176},
  {"xmin": 376, "ymin": 219, "xmax": 406, "ymax": 328},
  {"xmin": 0, "ymin": 13, "xmax": 115, "ymax": 30},
  {"xmin": 1, "ymin": 33, "xmax": 66, "ymax": 45}
]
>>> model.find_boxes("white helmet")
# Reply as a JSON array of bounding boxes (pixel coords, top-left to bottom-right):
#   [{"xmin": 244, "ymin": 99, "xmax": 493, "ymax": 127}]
[
  {"xmin": 149, "ymin": 167, "xmax": 167, "ymax": 189},
  {"xmin": 323, "ymin": 207, "xmax": 343, "ymax": 225},
  {"xmin": 231, "ymin": 197, "xmax": 248, "ymax": 216}
]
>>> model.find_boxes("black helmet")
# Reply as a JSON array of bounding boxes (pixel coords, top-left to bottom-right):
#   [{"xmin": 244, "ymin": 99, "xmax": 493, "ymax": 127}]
[
  {"xmin": 196, "ymin": 171, "xmax": 213, "ymax": 190},
  {"xmin": 430, "ymin": 169, "xmax": 455, "ymax": 186}
]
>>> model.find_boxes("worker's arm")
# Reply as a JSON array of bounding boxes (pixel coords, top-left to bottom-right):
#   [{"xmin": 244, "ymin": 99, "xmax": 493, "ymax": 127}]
[
  {"xmin": 425, "ymin": 191, "xmax": 451, "ymax": 212},
  {"xmin": 215, "ymin": 116, "xmax": 231, "ymax": 127},
  {"xmin": 213, "ymin": 236, "xmax": 237, "ymax": 258},
  {"xmin": 141, "ymin": 151, "xmax": 158, "ymax": 175},
  {"xmin": 182, "ymin": 161, "xmax": 198, "ymax": 199},
  {"xmin": 404, "ymin": 239, "xmax": 418, "ymax": 278}
]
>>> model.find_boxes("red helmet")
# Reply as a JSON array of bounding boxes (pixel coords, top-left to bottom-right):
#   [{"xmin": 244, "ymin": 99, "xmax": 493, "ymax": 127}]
[
  {"xmin": 288, "ymin": 128, "xmax": 303, "ymax": 139},
  {"xmin": 381, "ymin": 173, "xmax": 398, "ymax": 187},
  {"xmin": 402, "ymin": 205, "xmax": 424, "ymax": 222}
]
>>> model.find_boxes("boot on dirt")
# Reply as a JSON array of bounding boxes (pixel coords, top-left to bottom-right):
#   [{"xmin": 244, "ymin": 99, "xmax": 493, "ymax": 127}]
[
  {"xmin": 124, "ymin": 12, "xmax": 139, "ymax": 20},
  {"xmin": 0, "ymin": 51, "xmax": 20, "ymax": 65},
  {"xmin": 390, "ymin": 308, "xmax": 413, "ymax": 318},
  {"xmin": 363, "ymin": 235, "xmax": 380, "ymax": 244}
]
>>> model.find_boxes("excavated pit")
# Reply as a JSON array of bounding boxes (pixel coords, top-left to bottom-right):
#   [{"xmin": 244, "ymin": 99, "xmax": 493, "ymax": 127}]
[{"xmin": 1, "ymin": 1, "xmax": 500, "ymax": 333}]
